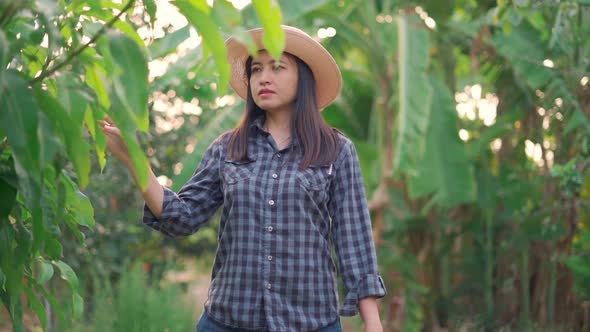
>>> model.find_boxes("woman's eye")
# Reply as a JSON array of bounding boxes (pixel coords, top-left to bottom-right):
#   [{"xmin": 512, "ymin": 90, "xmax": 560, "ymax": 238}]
[
  {"xmin": 252, "ymin": 67, "xmax": 261, "ymax": 73},
  {"xmin": 273, "ymin": 66, "xmax": 284, "ymax": 71}
]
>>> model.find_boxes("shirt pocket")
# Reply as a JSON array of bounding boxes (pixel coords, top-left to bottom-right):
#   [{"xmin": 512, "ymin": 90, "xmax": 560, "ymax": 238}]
[
  {"xmin": 222, "ymin": 159, "xmax": 255, "ymax": 185},
  {"xmin": 295, "ymin": 164, "xmax": 333, "ymax": 202}
]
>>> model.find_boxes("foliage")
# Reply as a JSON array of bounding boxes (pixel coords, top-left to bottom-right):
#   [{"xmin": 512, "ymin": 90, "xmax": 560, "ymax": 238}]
[
  {"xmin": 2, "ymin": 0, "xmax": 590, "ymax": 331},
  {"xmin": 70, "ymin": 264, "xmax": 195, "ymax": 332},
  {"xmin": 297, "ymin": 0, "xmax": 590, "ymax": 330},
  {"xmin": 0, "ymin": 0, "xmax": 286, "ymax": 330}
]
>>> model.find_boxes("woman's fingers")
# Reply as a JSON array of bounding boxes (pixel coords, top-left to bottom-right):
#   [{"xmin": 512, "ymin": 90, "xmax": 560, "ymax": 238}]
[
  {"xmin": 98, "ymin": 117, "xmax": 122, "ymax": 135},
  {"xmin": 104, "ymin": 114, "xmax": 114, "ymax": 125}
]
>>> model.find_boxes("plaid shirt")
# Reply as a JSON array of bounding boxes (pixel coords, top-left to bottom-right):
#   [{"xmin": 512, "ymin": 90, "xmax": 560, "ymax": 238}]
[{"xmin": 143, "ymin": 116, "xmax": 387, "ymax": 331}]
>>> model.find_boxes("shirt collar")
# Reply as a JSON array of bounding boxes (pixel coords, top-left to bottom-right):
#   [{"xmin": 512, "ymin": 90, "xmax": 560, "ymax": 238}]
[
  {"xmin": 249, "ymin": 114, "xmax": 266, "ymax": 134},
  {"xmin": 248, "ymin": 114, "xmax": 301, "ymax": 149}
]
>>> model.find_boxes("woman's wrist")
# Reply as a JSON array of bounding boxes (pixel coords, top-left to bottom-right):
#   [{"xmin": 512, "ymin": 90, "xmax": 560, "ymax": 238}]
[{"xmin": 359, "ymin": 296, "xmax": 382, "ymax": 330}]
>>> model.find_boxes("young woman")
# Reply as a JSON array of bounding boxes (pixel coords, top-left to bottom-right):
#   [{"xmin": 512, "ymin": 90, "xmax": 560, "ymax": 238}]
[{"xmin": 99, "ymin": 25, "xmax": 386, "ymax": 332}]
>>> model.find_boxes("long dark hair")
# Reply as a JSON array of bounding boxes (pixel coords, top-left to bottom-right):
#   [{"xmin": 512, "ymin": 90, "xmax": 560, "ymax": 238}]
[{"xmin": 227, "ymin": 52, "xmax": 340, "ymax": 169}]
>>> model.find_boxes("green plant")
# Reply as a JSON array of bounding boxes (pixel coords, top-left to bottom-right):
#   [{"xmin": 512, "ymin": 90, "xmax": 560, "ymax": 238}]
[{"xmin": 71, "ymin": 264, "xmax": 196, "ymax": 332}]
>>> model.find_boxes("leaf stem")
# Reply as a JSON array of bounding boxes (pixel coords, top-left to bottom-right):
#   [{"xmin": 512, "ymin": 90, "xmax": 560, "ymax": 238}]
[{"xmin": 29, "ymin": 0, "xmax": 135, "ymax": 85}]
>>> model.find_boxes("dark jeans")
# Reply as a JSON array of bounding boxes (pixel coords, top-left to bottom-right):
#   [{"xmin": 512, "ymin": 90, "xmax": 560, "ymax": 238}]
[{"xmin": 196, "ymin": 310, "xmax": 343, "ymax": 332}]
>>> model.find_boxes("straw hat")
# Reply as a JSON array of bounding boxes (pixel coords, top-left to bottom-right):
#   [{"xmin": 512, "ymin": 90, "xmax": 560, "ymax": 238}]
[{"xmin": 225, "ymin": 25, "xmax": 342, "ymax": 110}]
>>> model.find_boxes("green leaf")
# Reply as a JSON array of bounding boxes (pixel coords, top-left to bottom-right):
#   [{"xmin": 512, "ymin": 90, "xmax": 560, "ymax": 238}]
[
  {"xmin": 408, "ymin": 78, "xmax": 477, "ymax": 207},
  {"xmin": 0, "ymin": 31, "xmax": 9, "ymax": 83},
  {"xmin": 211, "ymin": 0, "xmax": 241, "ymax": 29},
  {"xmin": 114, "ymin": 19, "xmax": 145, "ymax": 48},
  {"xmin": 0, "ymin": 178, "xmax": 16, "ymax": 218},
  {"xmin": 23, "ymin": 284, "xmax": 47, "ymax": 329},
  {"xmin": 14, "ymin": 221, "xmax": 32, "ymax": 266},
  {"xmin": 227, "ymin": 26, "xmax": 258, "ymax": 56},
  {"xmin": 148, "ymin": 25, "xmax": 191, "ymax": 59},
  {"xmin": 72, "ymin": 292, "xmax": 84, "ymax": 320},
  {"xmin": 75, "ymin": 191, "xmax": 95, "ymax": 227},
  {"xmin": 144, "ymin": 0, "xmax": 157, "ymax": 28},
  {"xmin": 394, "ymin": 13, "xmax": 432, "ymax": 176},
  {"xmin": 0, "ymin": 71, "xmax": 44, "ymax": 250},
  {"xmin": 85, "ymin": 106, "xmax": 107, "ymax": 171},
  {"xmin": 174, "ymin": 0, "xmax": 230, "ymax": 95},
  {"xmin": 37, "ymin": 112, "xmax": 62, "ymax": 170},
  {"xmin": 7, "ymin": 292, "xmax": 24, "ymax": 332},
  {"xmin": 35, "ymin": 283, "xmax": 66, "ymax": 323},
  {"xmin": 106, "ymin": 32, "xmax": 150, "ymax": 132},
  {"xmin": 85, "ymin": 64, "xmax": 110, "ymax": 109},
  {"xmin": 0, "ymin": 158, "xmax": 17, "ymax": 218},
  {"xmin": 490, "ymin": 22, "xmax": 552, "ymax": 89},
  {"xmin": 565, "ymin": 109, "xmax": 590, "ymax": 135},
  {"xmin": 48, "ymin": 72, "xmax": 88, "ymax": 121},
  {"xmin": 52, "ymin": 260, "xmax": 79, "ymax": 291},
  {"xmin": 36, "ymin": 259, "xmax": 54, "ymax": 284},
  {"xmin": 0, "ymin": 70, "xmax": 41, "ymax": 177},
  {"xmin": 251, "ymin": 0, "xmax": 285, "ymax": 61},
  {"xmin": 122, "ymin": 130, "xmax": 150, "ymax": 191},
  {"xmin": 35, "ymin": 89, "xmax": 92, "ymax": 188},
  {"xmin": 45, "ymin": 236, "xmax": 63, "ymax": 260}
]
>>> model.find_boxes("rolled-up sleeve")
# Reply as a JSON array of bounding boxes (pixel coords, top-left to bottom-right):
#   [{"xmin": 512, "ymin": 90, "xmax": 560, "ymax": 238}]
[
  {"xmin": 143, "ymin": 138, "xmax": 223, "ymax": 237},
  {"xmin": 328, "ymin": 139, "xmax": 387, "ymax": 316}
]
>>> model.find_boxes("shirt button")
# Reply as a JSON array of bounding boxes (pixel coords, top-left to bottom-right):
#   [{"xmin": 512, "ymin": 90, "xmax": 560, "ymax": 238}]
[
  {"xmin": 266, "ymin": 226, "xmax": 273, "ymax": 232},
  {"xmin": 267, "ymin": 255, "xmax": 273, "ymax": 261},
  {"xmin": 272, "ymin": 173, "xmax": 278, "ymax": 179},
  {"xmin": 268, "ymin": 199, "xmax": 275, "ymax": 206},
  {"xmin": 277, "ymin": 153, "xmax": 282, "ymax": 158},
  {"xmin": 266, "ymin": 282, "xmax": 272, "ymax": 289}
]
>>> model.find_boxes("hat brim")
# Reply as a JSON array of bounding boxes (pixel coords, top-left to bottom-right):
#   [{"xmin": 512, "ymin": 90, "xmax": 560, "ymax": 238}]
[{"xmin": 225, "ymin": 26, "xmax": 342, "ymax": 110}]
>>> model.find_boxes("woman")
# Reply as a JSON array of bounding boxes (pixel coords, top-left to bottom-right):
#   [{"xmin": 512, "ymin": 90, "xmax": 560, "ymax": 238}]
[{"xmin": 100, "ymin": 25, "xmax": 387, "ymax": 332}]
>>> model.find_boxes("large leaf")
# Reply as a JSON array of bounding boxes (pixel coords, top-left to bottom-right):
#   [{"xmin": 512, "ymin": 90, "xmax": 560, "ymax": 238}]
[
  {"xmin": 251, "ymin": 0, "xmax": 284, "ymax": 61},
  {"xmin": 0, "ymin": 70, "xmax": 45, "ymax": 251},
  {"xmin": 84, "ymin": 106, "xmax": 107, "ymax": 171},
  {"xmin": 35, "ymin": 89, "xmax": 92, "ymax": 189},
  {"xmin": 489, "ymin": 22, "xmax": 552, "ymax": 90},
  {"xmin": 74, "ymin": 191, "xmax": 94, "ymax": 227},
  {"xmin": 0, "ymin": 70, "xmax": 41, "ymax": 178},
  {"xmin": 60, "ymin": 161, "xmax": 95, "ymax": 228},
  {"xmin": 52, "ymin": 260, "xmax": 79, "ymax": 292},
  {"xmin": 393, "ymin": 13, "xmax": 432, "ymax": 177},
  {"xmin": 174, "ymin": 0, "xmax": 230, "ymax": 95},
  {"xmin": 35, "ymin": 259, "xmax": 54, "ymax": 284},
  {"xmin": 106, "ymin": 32, "xmax": 150, "ymax": 132},
  {"xmin": 408, "ymin": 78, "xmax": 477, "ymax": 207},
  {"xmin": 98, "ymin": 33, "xmax": 150, "ymax": 189},
  {"xmin": 210, "ymin": 0, "xmax": 241, "ymax": 30},
  {"xmin": 85, "ymin": 64, "xmax": 110, "ymax": 109}
]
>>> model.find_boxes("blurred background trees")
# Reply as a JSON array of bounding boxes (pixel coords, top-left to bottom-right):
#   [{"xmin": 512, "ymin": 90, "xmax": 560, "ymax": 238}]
[{"xmin": 1, "ymin": 0, "xmax": 589, "ymax": 331}]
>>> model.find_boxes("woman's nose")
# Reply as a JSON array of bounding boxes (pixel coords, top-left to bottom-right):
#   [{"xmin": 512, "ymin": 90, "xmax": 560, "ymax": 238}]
[{"xmin": 259, "ymin": 67, "xmax": 272, "ymax": 83}]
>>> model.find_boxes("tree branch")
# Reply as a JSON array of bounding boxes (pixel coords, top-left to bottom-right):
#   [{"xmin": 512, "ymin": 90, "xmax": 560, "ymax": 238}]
[{"xmin": 29, "ymin": 0, "xmax": 135, "ymax": 85}]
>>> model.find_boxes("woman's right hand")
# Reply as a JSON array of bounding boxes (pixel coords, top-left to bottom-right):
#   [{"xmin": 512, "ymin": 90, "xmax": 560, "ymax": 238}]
[{"xmin": 98, "ymin": 115, "xmax": 132, "ymax": 166}]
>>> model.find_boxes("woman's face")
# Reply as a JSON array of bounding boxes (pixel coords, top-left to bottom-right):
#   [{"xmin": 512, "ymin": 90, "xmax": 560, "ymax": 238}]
[{"xmin": 249, "ymin": 51, "xmax": 298, "ymax": 113}]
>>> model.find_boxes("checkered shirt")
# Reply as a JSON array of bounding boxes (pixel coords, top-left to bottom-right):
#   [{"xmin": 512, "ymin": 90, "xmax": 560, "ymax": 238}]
[{"xmin": 143, "ymin": 115, "xmax": 387, "ymax": 332}]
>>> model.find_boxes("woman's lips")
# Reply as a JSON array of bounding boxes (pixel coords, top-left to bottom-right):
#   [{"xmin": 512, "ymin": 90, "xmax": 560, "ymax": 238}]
[{"xmin": 259, "ymin": 89, "xmax": 275, "ymax": 96}]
